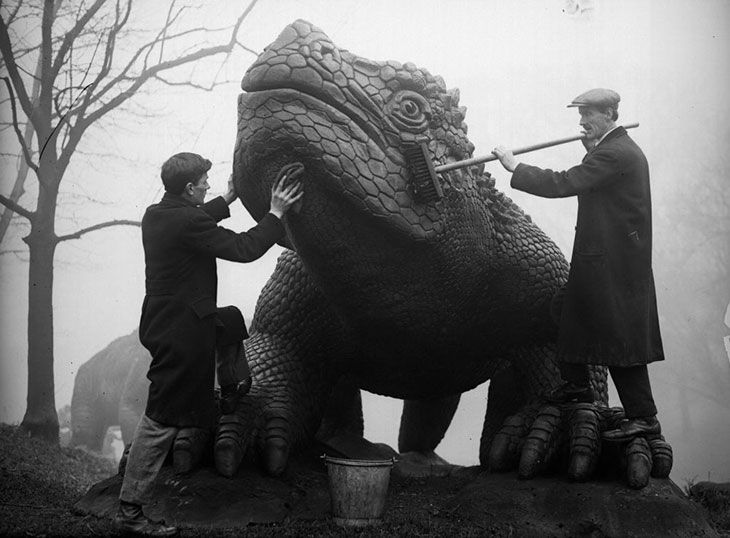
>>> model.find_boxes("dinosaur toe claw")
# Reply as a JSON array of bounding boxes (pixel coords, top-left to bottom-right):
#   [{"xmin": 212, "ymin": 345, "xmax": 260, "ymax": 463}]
[
  {"xmin": 214, "ymin": 415, "xmax": 247, "ymax": 477},
  {"xmin": 264, "ymin": 436, "xmax": 290, "ymax": 476}
]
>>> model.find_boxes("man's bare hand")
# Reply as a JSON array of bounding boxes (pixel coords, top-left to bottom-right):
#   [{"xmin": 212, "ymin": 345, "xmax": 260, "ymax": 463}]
[
  {"xmin": 581, "ymin": 132, "xmax": 596, "ymax": 151},
  {"xmin": 270, "ymin": 163, "xmax": 305, "ymax": 218},
  {"xmin": 492, "ymin": 145, "xmax": 519, "ymax": 173},
  {"xmin": 223, "ymin": 174, "xmax": 237, "ymax": 205}
]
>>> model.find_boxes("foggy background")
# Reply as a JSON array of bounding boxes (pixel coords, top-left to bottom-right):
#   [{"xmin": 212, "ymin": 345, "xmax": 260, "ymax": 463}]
[{"xmin": 1, "ymin": 0, "xmax": 728, "ymax": 485}]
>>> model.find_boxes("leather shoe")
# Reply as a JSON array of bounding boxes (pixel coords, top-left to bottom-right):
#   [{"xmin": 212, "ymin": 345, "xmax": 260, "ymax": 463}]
[
  {"xmin": 219, "ymin": 376, "xmax": 252, "ymax": 415},
  {"xmin": 114, "ymin": 501, "xmax": 178, "ymax": 537},
  {"xmin": 544, "ymin": 382, "xmax": 594, "ymax": 404},
  {"xmin": 602, "ymin": 416, "xmax": 661, "ymax": 442}
]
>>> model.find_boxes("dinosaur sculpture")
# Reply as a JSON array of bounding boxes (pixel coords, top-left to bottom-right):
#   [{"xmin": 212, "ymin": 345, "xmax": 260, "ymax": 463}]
[
  {"xmin": 208, "ymin": 20, "xmax": 672, "ymax": 488},
  {"xmin": 71, "ymin": 330, "xmax": 150, "ymax": 450}
]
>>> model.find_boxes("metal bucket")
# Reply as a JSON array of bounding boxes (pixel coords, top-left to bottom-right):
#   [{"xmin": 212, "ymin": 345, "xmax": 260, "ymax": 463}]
[{"xmin": 323, "ymin": 455, "xmax": 395, "ymax": 527}]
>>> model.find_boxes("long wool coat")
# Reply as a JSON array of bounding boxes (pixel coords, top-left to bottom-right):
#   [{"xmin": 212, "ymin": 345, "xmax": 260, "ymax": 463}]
[
  {"xmin": 139, "ymin": 193, "xmax": 284, "ymax": 427},
  {"xmin": 511, "ymin": 127, "xmax": 664, "ymax": 367}
]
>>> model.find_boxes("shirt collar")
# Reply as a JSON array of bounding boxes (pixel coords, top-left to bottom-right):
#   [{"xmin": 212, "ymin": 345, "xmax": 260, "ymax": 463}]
[{"xmin": 594, "ymin": 124, "xmax": 620, "ymax": 147}]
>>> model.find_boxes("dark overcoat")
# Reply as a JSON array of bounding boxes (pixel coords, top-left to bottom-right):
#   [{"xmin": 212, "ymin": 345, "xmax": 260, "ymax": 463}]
[
  {"xmin": 511, "ymin": 127, "xmax": 664, "ymax": 366},
  {"xmin": 139, "ymin": 192, "xmax": 284, "ymax": 427}
]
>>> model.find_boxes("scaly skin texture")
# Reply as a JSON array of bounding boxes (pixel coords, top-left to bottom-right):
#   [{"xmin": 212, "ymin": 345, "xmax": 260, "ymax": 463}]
[{"xmin": 214, "ymin": 20, "xmax": 672, "ymax": 487}]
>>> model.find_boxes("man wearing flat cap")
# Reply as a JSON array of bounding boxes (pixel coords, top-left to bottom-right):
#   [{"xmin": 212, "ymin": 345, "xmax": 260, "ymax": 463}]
[{"xmin": 492, "ymin": 88, "xmax": 664, "ymax": 443}]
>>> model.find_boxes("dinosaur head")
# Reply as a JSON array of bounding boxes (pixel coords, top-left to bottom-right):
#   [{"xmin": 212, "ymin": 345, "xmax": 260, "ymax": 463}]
[{"xmin": 233, "ymin": 20, "xmax": 478, "ymax": 249}]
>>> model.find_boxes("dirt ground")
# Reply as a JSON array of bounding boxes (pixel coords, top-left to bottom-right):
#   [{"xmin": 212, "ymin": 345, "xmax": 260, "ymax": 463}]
[{"xmin": 1, "ymin": 424, "xmax": 728, "ymax": 538}]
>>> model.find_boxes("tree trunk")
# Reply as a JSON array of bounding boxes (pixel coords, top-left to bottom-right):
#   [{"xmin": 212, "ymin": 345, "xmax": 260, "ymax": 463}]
[{"xmin": 19, "ymin": 175, "xmax": 59, "ymax": 443}]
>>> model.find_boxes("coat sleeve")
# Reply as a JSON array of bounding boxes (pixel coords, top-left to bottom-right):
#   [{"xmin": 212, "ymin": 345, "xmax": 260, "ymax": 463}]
[
  {"xmin": 511, "ymin": 147, "xmax": 621, "ymax": 198},
  {"xmin": 183, "ymin": 210, "xmax": 285, "ymax": 263},
  {"xmin": 200, "ymin": 196, "xmax": 231, "ymax": 222}
]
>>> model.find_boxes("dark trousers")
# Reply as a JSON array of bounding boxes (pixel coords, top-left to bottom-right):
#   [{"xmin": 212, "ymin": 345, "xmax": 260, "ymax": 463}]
[{"xmin": 559, "ymin": 362, "xmax": 658, "ymax": 418}]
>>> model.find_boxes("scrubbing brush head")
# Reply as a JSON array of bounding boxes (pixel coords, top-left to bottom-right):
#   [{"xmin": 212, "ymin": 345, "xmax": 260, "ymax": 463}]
[{"xmin": 402, "ymin": 138, "xmax": 443, "ymax": 203}]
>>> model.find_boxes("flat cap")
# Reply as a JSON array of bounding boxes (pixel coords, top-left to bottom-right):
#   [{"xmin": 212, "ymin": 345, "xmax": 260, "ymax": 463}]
[{"xmin": 567, "ymin": 88, "xmax": 620, "ymax": 109}]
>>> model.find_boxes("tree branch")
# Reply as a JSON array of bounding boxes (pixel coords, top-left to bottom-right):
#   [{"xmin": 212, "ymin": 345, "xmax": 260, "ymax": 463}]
[
  {"xmin": 0, "ymin": 248, "xmax": 29, "ymax": 259},
  {"xmin": 0, "ymin": 194, "xmax": 34, "ymax": 222},
  {"xmin": 153, "ymin": 72, "xmax": 232, "ymax": 91},
  {"xmin": 1, "ymin": 76, "xmax": 39, "ymax": 172},
  {"xmin": 79, "ymin": 0, "xmax": 259, "ymax": 129},
  {"xmin": 77, "ymin": 0, "xmax": 132, "ymax": 114},
  {"xmin": 0, "ymin": 122, "xmax": 34, "ymax": 243},
  {"xmin": 49, "ymin": 0, "xmax": 106, "ymax": 83},
  {"xmin": 0, "ymin": 10, "xmax": 34, "ymax": 119},
  {"xmin": 56, "ymin": 219, "xmax": 141, "ymax": 242},
  {"xmin": 2, "ymin": 1, "xmax": 24, "ymax": 25}
]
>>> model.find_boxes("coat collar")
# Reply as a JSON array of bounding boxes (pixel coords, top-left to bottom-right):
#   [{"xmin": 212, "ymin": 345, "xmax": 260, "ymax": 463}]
[
  {"xmin": 585, "ymin": 126, "xmax": 627, "ymax": 157},
  {"xmin": 159, "ymin": 191, "xmax": 197, "ymax": 208}
]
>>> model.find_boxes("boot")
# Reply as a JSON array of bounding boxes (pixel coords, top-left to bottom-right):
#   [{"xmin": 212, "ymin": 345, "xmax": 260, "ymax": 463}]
[
  {"xmin": 219, "ymin": 376, "xmax": 252, "ymax": 415},
  {"xmin": 544, "ymin": 382, "xmax": 594, "ymax": 404},
  {"xmin": 602, "ymin": 415, "xmax": 661, "ymax": 441},
  {"xmin": 114, "ymin": 500, "xmax": 178, "ymax": 537}
]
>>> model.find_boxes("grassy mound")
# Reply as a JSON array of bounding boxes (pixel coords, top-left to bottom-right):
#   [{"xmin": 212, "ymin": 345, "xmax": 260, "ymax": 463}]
[
  {"xmin": 0, "ymin": 423, "xmax": 117, "ymax": 537},
  {"xmin": 689, "ymin": 481, "xmax": 730, "ymax": 535}
]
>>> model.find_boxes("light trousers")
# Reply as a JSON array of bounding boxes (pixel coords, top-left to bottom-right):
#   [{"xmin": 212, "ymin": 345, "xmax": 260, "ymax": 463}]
[{"xmin": 119, "ymin": 414, "xmax": 178, "ymax": 506}]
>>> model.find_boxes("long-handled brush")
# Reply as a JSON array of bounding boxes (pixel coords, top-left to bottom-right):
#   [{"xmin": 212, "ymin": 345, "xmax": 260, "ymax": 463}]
[{"xmin": 404, "ymin": 122, "xmax": 639, "ymax": 202}]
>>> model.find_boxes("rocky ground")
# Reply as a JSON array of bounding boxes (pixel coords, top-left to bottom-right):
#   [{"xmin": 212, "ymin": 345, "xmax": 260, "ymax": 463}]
[{"xmin": 1, "ymin": 424, "xmax": 728, "ymax": 537}]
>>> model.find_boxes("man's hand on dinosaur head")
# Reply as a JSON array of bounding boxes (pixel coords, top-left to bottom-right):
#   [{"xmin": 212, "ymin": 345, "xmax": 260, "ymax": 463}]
[{"xmin": 270, "ymin": 162, "xmax": 305, "ymax": 218}]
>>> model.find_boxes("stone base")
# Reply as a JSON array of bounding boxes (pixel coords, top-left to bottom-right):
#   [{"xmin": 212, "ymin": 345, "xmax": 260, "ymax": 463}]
[
  {"xmin": 449, "ymin": 472, "xmax": 718, "ymax": 538},
  {"xmin": 73, "ymin": 454, "xmax": 717, "ymax": 537}
]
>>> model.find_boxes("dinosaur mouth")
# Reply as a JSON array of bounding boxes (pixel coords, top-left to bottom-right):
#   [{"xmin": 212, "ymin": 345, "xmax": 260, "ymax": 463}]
[
  {"xmin": 241, "ymin": 74, "xmax": 398, "ymax": 157},
  {"xmin": 242, "ymin": 66, "xmax": 402, "ymax": 167}
]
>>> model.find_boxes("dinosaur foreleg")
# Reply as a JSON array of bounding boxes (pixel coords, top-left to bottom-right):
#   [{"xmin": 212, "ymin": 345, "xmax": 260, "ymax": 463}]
[
  {"xmin": 213, "ymin": 332, "xmax": 340, "ymax": 477},
  {"xmin": 213, "ymin": 249, "xmax": 346, "ymax": 477},
  {"xmin": 214, "ymin": 338, "xmax": 298, "ymax": 477},
  {"xmin": 397, "ymin": 394, "xmax": 460, "ymax": 454}
]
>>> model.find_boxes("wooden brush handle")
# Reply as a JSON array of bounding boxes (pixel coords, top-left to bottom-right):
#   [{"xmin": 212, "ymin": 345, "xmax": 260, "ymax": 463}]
[{"xmin": 434, "ymin": 122, "xmax": 639, "ymax": 173}]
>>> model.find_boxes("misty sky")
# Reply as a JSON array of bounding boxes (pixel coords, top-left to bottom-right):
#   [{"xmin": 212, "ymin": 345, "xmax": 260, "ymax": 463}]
[{"xmin": 1, "ymin": 0, "xmax": 729, "ymax": 484}]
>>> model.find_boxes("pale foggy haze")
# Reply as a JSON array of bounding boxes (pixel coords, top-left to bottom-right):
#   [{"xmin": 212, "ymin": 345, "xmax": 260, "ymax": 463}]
[{"xmin": 1, "ymin": 0, "xmax": 728, "ymax": 486}]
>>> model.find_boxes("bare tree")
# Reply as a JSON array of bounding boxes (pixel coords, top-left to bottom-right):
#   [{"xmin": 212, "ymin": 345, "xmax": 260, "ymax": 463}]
[{"xmin": 0, "ymin": 0, "xmax": 260, "ymax": 442}]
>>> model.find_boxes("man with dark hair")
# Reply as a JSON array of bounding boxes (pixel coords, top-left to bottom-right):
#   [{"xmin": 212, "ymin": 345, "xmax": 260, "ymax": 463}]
[
  {"xmin": 159, "ymin": 152, "xmax": 214, "ymax": 194},
  {"xmin": 114, "ymin": 153, "xmax": 304, "ymax": 537},
  {"xmin": 492, "ymin": 88, "xmax": 664, "ymax": 443}
]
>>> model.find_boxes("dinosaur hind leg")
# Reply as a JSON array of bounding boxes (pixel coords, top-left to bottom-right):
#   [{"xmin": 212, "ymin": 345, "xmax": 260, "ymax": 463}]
[
  {"xmin": 317, "ymin": 374, "xmax": 364, "ymax": 440},
  {"xmin": 397, "ymin": 395, "xmax": 460, "ymax": 454},
  {"xmin": 480, "ymin": 364, "xmax": 528, "ymax": 469}
]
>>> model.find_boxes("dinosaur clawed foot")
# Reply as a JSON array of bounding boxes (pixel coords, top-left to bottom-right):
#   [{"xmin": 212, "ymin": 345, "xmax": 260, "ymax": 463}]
[
  {"xmin": 173, "ymin": 427, "xmax": 211, "ymax": 474},
  {"xmin": 212, "ymin": 388, "xmax": 298, "ymax": 478},
  {"xmin": 488, "ymin": 403, "xmax": 673, "ymax": 488}
]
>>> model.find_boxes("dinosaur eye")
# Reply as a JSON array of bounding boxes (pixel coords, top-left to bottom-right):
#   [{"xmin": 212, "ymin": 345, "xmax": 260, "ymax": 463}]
[
  {"xmin": 401, "ymin": 99, "xmax": 420, "ymax": 118},
  {"xmin": 386, "ymin": 90, "xmax": 431, "ymax": 133}
]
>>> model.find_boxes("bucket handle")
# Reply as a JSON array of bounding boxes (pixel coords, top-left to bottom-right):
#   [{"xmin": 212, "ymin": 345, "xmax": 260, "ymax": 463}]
[{"xmin": 321, "ymin": 454, "xmax": 397, "ymax": 465}]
